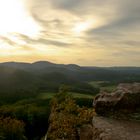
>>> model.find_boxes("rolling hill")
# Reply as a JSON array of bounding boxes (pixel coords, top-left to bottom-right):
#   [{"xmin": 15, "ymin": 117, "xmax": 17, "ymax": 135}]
[
  {"xmin": 0, "ymin": 61, "xmax": 140, "ymax": 82},
  {"xmin": 0, "ymin": 61, "xmax": 140, "ymax": 103}
]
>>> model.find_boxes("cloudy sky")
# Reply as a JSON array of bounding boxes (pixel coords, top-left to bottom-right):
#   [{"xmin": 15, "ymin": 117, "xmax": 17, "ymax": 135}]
[{"xmin": 0, "ymin": 0, "xmax": 140, "ymax": 66}]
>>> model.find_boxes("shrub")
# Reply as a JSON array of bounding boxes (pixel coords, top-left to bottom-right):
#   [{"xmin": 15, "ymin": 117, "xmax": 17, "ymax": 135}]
[
  {"xmin": 47, "ymin": 89, "xmax": 95, "ymax": 140},
  {"xmin": 0, "ymin": 117, "xmax": 27, "ymax": 140}
]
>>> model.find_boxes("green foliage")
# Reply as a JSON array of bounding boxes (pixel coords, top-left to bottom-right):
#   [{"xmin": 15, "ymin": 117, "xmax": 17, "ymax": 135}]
[
  {"xmin": 0, "ymin": 99, "xmax": 51, "ymax": 140},
  {"xmin": 75, "ymin": 98, "xmax": 93, "ymax": 108},
  {"xmin": 0, "ymin": 88, "xmax": 94, "ymax": 140},
  {"xmin": 89, "ymin": 81, "xmax": 117, "ymax": 92}
]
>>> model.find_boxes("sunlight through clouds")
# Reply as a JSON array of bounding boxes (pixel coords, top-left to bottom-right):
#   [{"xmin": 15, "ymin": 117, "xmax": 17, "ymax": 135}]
[
  {"xmin": 0, "ymin": 0, "xmax": 139, "ymax": 66},
  {"xmin": 73, "ymin": 21, "xmax": 92, "ymax": 35},
  {"xmin": 0, "ymin": 0, "xmax": 41, "ymax": 38}
]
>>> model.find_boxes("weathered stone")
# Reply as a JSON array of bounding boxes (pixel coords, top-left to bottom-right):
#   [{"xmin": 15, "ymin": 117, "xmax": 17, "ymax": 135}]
[
  {"xmin": 94, "ymin": 83, "xmax": 140, "ymax": 116},
  {"xmin": 92, "ymin": 116, "xmax": 140, "ymax": 140},
  {"xmin": 79, "ymin": 124, "xmax": 93, "ymax": 140}
]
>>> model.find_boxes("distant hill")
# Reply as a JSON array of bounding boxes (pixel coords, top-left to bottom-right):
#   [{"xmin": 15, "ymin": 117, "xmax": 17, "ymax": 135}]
[
  {"xmin": 0, "ymin": 62, "xmax": 98, "ymax": 100},
  {"xmin": 0, "ymin": 61, "xmax": 140, "ymax": 82},
  {"xmin": 0, "ymin": 61, "xmax": 81, "ymax": 73},
  {"xmin": 0, "ymin": 61, "xmax": 140, "ymax": 101}
]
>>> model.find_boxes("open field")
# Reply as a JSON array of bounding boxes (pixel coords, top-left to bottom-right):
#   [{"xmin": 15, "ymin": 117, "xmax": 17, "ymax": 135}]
[
  {"xmin": 89, "ymin": 81, "xmax": 117, "ymax": 92},
  {"xmin": 37, "ymin": 92, "xmax": 94, "ymax": 100}
]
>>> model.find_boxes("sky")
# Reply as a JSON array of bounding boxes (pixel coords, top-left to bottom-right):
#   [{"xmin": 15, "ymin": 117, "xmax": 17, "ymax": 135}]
[{"xmin": 0, "ymin": 0, "xmax": 140, "ymax": 66}]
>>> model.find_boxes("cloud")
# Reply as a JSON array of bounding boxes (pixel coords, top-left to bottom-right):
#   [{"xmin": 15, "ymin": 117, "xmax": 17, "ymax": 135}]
[
  {"xmin": 86, "ymin": 0, "xmax": 140, "ymax": 37},
  {"xmin": 1, "ymin": 0, "xmax": 139, "ymax": 66},
  {"xmin": 15, "ymin": 33, "xmax": 72, "ymax": 47},
  {"xmin": 24, "ymin": 0, "xmax": 140, "ymax": 66},
  {"xmin": 0, "ymin": 36, "xmax": 17, "ymax": 47},
  {"xmin": 27, "ymin": 0, "xmax": 140, "ymax": 38},
  {"xmin": 121, "ymin": 41, "xmax": 140, "ymax": 47}
]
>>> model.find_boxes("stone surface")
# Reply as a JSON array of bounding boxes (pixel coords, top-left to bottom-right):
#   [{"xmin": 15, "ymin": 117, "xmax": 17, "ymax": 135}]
[
  {"xmin": 91, "ymin": 83, "xmax": 140, "ymax": 140},
  {"xmin": 94, "ymin": 83, "xmax": 140, "ymax": 116},
  {"xmin": 92, "ymin": 116, "xmax": 140, "ymax": 140},
  {"xmin": 79, "ymin": 125, "xmax": 93, "ymax": 140}
]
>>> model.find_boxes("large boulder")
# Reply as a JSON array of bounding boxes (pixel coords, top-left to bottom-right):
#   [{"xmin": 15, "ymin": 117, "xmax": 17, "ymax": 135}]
[{"xmin": 94, "ymin": 83, "xmax": 140, "ymax": 116}]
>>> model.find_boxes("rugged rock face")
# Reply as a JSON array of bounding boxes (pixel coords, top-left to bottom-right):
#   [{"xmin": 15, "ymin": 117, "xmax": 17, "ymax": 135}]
[
  {"xmin": 89, "ymin": 83, "xmax": 140, "ymax": 140},
  {"xmin": 94, "ymin": 83, "xmax": 140, "ymax": 116}
]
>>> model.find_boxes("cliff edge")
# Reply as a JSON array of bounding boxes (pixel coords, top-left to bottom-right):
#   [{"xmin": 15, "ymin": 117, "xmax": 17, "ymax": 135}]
[{"xmin": 88, "ymin": 83, "xmax": 140, "ymax": 140}]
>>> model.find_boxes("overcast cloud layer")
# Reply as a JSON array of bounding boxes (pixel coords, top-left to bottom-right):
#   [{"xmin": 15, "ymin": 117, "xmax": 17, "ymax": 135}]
[{"xmin": 0, "ymin": 0, "xmax": 140, "ymax": 66}]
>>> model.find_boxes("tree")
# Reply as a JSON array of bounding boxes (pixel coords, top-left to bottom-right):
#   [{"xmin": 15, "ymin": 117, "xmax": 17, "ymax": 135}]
[
  {"xmin": 47, "ymin": 87, "xmax": 95, "ymax": 140},
  {"xmin": 0, "ymin": 117, "xmax": 27, "ymax": 140}
]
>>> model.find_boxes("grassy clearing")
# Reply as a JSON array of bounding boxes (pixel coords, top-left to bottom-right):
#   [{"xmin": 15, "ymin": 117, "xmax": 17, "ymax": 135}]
[
  {"xmin": 101, "ymin": 85, "xmax": 117, "ymax": 92},
  {"xmin": 89, "ymin": 81, "xmax": 102, "ymax": 87},
  {"xmin": 89, "ymin": 81, "xmax": 117, "ymax": 92},
  {"xmin": 37, "ymin": 92, "xmax": 56, "ymax": 99},
  {"xmin": 37, "ymin": 92, "xmax": 94, "ymax": 100}
]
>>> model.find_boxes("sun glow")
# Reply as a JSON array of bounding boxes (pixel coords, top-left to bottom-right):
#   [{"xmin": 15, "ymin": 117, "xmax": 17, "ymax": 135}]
[
  {"xmin": 73, "ymin": 20, "xmax": 93, "ymax": 35},
  {"xmin": 0, "ymin": 0, "xmax": 41, "ymax": 38}
]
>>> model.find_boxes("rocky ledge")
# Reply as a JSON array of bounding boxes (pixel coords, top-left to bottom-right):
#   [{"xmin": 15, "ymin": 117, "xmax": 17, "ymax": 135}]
[
  {"xmin": 91, "ymin": 116, "xmax": 140, "ymax": 140},
  {"xmin": 86, "ymin": 83, "xmax": 140, "ymax": 140},
  {"xmin": 94, "ymin": 83, "xmax": 140, "ymax": 117}
]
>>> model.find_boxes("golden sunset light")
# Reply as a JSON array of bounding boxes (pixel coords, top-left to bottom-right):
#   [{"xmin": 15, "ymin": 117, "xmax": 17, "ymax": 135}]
[
  {"xmin": 0, "ymin": 1, "xmax": 140, "ymax": 139},
  {"xmin": 0, "ymin": 0, "xmax": 40, "ymax": 37},
  {"xmin": 0, "ymin": 0, "xmax": 139, "ymax": 66},
  {"xmin": 73, "ymin": 21, "xmax": 92, "ymax": 35}
]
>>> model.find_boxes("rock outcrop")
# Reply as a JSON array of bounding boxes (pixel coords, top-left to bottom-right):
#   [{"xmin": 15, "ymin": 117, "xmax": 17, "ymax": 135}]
[
  {"xmin": 90, "ymin": 83, "xmax": 140, "ymax": 140},
  {"xmin": 94, "ymin": 83, "xmax": 140, "ymax": 116},
  {"xmin": 45, "ymin": 83, "xmax": 140, "ymax": 140},
  {"xmin": 79, "ymin": 116, "xmax": 140, "ymax": 140},
  {"xmin": 92, "ymin": 116, "xmax": 140, "ymax": 140}
]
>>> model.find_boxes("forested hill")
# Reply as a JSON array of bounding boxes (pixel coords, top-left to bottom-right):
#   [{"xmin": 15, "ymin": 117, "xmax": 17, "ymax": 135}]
[{"xmin": 0, "ymin": 61, "xmax": 140, "ymax": 82}]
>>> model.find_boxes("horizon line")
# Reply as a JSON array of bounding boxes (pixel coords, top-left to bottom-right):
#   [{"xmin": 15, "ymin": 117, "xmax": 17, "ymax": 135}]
[{"xmin": 0, "ymin": 60, "xmax": 140, "ymax": 68}]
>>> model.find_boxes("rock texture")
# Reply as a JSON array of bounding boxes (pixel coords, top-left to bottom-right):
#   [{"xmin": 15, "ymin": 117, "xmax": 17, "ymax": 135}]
[
  {"xmin": 45, "ymin": 83, "xmax": 140, "ymax": 140},
  {"xmin": 92, "ymin": 116, "xmax": 140, "ymax": 140},
  {"xmin": 89, "ymin": 83, "xmax": 140, "ymax": 140},
  {"xmin": 79, "ymin": 125, "xmax": 93, "ymax": 140},
  {"xmin": 79, "ymin": 116, "xmax": 140, "ymax": 140},
  {"xmin": 94, "ymin": 83, "xmax": 140, "ymax": 116}
]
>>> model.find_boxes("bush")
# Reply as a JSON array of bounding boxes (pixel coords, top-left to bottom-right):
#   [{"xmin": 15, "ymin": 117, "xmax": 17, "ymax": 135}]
[
  {"xmin": 47, "ymin": 89, "xmax": 95, "ymax": 140},
  {"xmin": 0, "ymin": 117, "xmax": 27, "ymax": 140}
]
